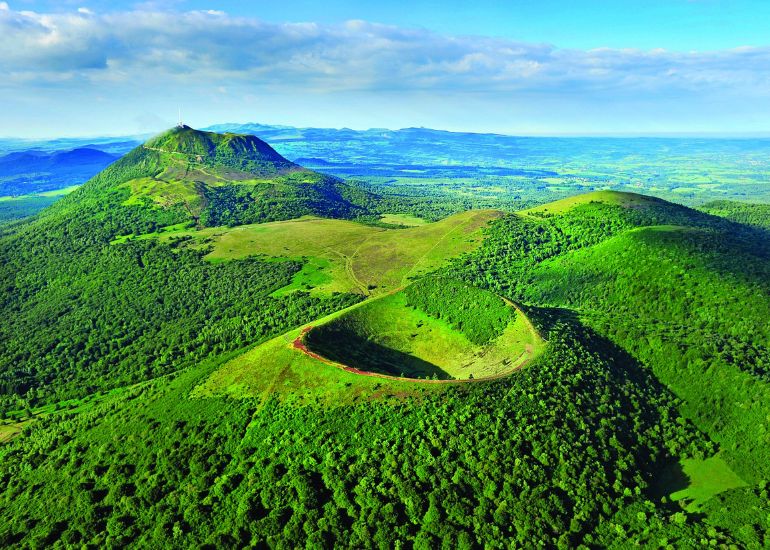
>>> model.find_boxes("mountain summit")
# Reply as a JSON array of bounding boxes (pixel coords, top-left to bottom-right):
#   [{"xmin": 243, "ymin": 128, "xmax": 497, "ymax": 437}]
[
  {"xmin": 51, "ymin": 126, "xmax": 372, "ymax": 234},
  {"xmin": 143, "ymin": 125, "xmax": 298, "ymax": 176}
]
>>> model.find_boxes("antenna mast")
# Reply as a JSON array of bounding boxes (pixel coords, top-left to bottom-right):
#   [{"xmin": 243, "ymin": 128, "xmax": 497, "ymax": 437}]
[{"xmin": 177, "ymin": 106, "xmax": 183, "ymax": 128}]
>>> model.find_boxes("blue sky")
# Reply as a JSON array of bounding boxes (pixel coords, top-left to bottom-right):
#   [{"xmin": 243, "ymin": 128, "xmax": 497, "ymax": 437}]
[{"xmin": 2, "ymin": 1, "xmax": 770, "ymax": 137}]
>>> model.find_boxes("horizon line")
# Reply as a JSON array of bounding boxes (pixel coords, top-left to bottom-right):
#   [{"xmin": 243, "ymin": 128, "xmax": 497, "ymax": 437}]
[{"xmin": 3, "ymin": 123, "xmax": 770, "ymax": 142}]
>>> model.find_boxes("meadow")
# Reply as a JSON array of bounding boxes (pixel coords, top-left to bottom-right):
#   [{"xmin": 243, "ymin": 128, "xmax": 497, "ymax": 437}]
[{"xmin": 134, "ymin": 209, "xmax": 503, "ymax": 295}]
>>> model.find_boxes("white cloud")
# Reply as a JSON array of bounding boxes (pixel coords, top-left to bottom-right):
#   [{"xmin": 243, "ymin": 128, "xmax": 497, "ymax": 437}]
[
  {"xmin": 1, "ymin": 4, "xmax": 768, "ymax": 98},
  {"xmin": 1, "ymin": 4, "xmax": 770, "ymax": 136}
]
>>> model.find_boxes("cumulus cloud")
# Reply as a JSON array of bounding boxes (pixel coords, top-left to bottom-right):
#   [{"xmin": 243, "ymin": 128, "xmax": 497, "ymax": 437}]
[{"xmin": 1, "ymin": 5, "xmax": 769, "ymax": 98}]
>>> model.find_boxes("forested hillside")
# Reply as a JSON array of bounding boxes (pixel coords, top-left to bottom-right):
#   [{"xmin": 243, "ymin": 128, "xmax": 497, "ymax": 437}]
[
  {"xmin": 446, "ymin": 192, "xmax": 770, "ymax": 546},
  {"xmin": 700, "ymin": 199, "xmax": 770, "ymax": 229}
]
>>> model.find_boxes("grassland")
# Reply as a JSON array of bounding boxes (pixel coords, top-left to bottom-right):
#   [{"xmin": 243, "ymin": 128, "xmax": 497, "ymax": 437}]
[
  {"xmin": 191, "ymin": 297, "xmax": 423, "ymax": 404},
  {"xmin": 379, "ymin": 213, "xmax": 428, "ymax": 226},
  {"xmin": 120, "ymin": 153, "xmax": 281, "ymax": 209},
  {"xmin": 140, "ymin": 209, "xmax": 502, "ymax": 295},
  {"xmin": 520, "ymin": 190, "xmax": 659, "ymax": 216},
  {"xmin": 0, "ymin": 421, "xmax": 28, "ymax": 444},
  {"xmin": 666, "ymin": 455, "xmax": 748, "ymax": 511}
]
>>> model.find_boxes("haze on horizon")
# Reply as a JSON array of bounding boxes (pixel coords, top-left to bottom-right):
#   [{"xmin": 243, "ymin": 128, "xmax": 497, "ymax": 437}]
[{"xmin": 2, "ymin": 0, "xmax": 770, "ymax": 138}]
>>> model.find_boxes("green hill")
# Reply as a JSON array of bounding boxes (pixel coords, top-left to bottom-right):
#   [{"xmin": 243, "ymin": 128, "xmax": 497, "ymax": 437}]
[
  {"xmin": 43, "ymin": 125, "xmax": 371, "ymax": 237},
  {"xmin": 0, "ymin": 127, "xmax": 383, "ymax": 405},
  {"xmin": 520, "ymin": 189, "xmax": 663, "ymax": 216},
  {"xmin": 447, "ymin": 191, "xmax": 770, "ymax": 546}
]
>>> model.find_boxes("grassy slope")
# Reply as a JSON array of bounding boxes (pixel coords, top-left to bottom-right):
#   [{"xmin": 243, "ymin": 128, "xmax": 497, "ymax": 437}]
[
  {"xmin": 148, "ymin": 209, "xmax": 502, "ymax": 295},
  {"xmin": 490, "ymin": 221, "xmax": 770, "ymax": 543},
  {"xmin": 520, "ymin": 190, "xmax": 660, "ymax": 216},
  {"xmin": 379, "ymin": 213, "xmax": 428, "ymax": 226},
  {"xmin": 191, "ymin": 296, "xmax": 423, "ymax": 404}
]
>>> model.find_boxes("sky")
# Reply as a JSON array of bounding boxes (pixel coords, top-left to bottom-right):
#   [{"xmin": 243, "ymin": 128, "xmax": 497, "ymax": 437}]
[{"xmin": 1, "ymin": 0, "xmax": 770, "ymax": 137}]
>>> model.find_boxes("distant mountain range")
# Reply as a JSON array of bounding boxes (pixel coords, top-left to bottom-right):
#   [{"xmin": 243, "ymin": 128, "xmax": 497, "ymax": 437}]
[
  {"xmin": 0, "ymin": 147, "xmax": 120, "ymax": 196},
  {"xmin": 4, "ymin": 122, "xmax": 770, "ymax": 204}
]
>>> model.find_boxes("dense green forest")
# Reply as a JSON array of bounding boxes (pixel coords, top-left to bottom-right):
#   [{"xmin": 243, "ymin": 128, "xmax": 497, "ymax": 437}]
[
  {"xmin": 700, "ymin": 199, "xmax": 770, "ymax": 230},
  {"xmin": 445, "ymin": 197, "xmax": 770, "ymax": 546},
  {"xmin": 1, "ymin": 317, "xmax": 722, "ymax": 548}
]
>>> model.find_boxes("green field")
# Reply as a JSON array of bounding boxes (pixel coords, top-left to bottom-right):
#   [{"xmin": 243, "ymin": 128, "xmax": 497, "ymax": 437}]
[
  {"xmin": 663, "ymin": 455, "xmax": 747, "ymax": 511},
  {"xmin": 148, "ymin": 209, "xmax": 502, "ymax": 295},
  {"xmin": 379, "ymin": 213, "xmax": 428, "ymax": 226},
  {"xmin": 0, "ymin": 421, "xmax": 28, "ymax": 444}
]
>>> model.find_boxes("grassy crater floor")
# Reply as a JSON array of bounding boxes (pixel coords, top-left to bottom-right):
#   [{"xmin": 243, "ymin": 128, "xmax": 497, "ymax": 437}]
[{"xmin": 304, "ymin": 291, "xmax": 543, "ymax": 380}]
